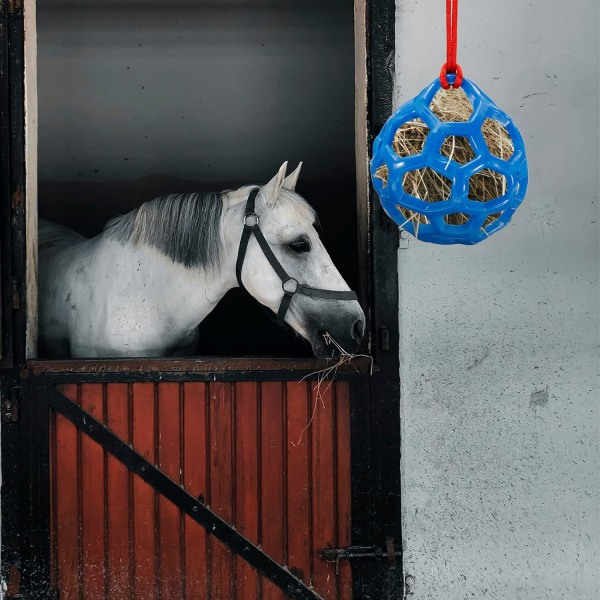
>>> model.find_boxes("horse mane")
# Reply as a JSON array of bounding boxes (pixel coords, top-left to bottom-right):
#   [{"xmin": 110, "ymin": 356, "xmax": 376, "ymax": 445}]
[{"xmin": 104, "ymin": 191, "xmax": 223, "ymax": 269}]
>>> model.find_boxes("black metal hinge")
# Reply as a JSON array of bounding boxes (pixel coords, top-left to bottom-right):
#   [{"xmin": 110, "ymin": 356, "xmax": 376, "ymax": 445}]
[
  {"xmin": 318, "ymin": 537, "xmax": 401, "ymax": 575},
  {"xmin": 12, "ymin": 277, "xmax": 20, "ymax": 310},
  {"xmin": 1, "ymin": 565, "xmax": 58, "ymax": 599},
  {"xmin": 7, "ymin": 0, "xmax": 23, "ymax": 16},
  {"xmin": 6, "ymin": 591, "xmax": 59, "ymax": 600},
  {"xmin": 1, "ymin": 385, "xmax": 20, "ymax": 422},
  {"xmin": 379, "ymin": 326, "xmax": 390, "ymax": 352}
]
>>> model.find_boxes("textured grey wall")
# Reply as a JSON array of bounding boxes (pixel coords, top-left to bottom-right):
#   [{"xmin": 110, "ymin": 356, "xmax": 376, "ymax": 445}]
[{"xmin": 396, "ymin": 1, "xmax": 599, "ymax": 598}]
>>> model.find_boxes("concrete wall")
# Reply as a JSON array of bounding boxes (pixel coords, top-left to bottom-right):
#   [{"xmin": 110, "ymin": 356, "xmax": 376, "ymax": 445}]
[{"xmin": 396, "ymin": 1, "xmax": 599, "ymax": 598}]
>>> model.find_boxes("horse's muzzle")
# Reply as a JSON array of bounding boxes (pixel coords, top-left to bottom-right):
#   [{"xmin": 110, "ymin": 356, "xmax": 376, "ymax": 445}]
[{"xmin": 306, "ymin": 301, "xmax": 365, "ymax": 358}]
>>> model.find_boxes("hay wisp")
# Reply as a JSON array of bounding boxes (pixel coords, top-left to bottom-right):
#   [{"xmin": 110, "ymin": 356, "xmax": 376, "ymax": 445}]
[{"xmin": 291, "ymin": 333, "xmax": 373, "ymax": 447}]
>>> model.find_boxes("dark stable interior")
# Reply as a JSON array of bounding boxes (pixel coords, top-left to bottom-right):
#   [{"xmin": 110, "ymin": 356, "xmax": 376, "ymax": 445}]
[{"xmin": 37, "ymin": 0, "xmax": 357, "ymax": 358}]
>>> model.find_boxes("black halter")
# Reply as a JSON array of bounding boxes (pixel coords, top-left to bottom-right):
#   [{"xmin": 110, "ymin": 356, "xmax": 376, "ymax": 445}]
[{"xmin": 235, "ymin": 188, "xmax": 358, "ymax": 325}]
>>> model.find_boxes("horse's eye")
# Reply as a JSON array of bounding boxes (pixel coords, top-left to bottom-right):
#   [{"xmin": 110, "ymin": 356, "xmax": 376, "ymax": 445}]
[{"xmin": 288, "ymin": 239, "xmax": 311, "ymax": 254}]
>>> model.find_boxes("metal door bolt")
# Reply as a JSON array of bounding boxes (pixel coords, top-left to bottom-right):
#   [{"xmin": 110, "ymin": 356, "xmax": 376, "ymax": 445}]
[
  {"xmin": 404, "ymin": 574, "xmax": 415, "ymax": 596},
  {"xmin": 399, "ymin": 230, "xmax": 410, "ymax": 249}
]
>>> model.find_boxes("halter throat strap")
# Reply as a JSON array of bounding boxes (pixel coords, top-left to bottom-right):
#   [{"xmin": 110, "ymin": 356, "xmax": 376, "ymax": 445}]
[{"xmin": 235, "ymin": 188, "xmax": 358, "ymax": 325}]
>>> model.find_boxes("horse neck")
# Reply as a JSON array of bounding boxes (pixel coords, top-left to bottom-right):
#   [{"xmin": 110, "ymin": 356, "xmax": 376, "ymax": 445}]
[
  {"xmin": 98, "ymin": 233, "xmax": 238, "ymax": 334},
  {"xmin": 219, "ymin": 188, "xmax": 252, "ymax": 281}
]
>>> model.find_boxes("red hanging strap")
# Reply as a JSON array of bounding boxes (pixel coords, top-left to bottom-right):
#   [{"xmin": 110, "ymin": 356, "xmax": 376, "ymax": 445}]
[{"xmin": 440, "ymin": 0, "xmax": 463, "ymax": 89}]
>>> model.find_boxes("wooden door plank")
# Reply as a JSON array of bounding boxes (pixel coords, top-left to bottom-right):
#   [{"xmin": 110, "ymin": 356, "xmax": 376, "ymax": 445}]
[
  {"xmin": 208, "ymin": 382, "xmax": 235, "ymax": 599},
  {"xmin": 182, "ymin": 381, "xmax": 209, "ymax": 598},
  {"xmin": 311, "ymin": 382, "xmax": 338, "ymax": 599},
  {"xmin": 285, "ymin": 381, "xmax": 313, "ymax": 588},
  {"xmin": 156, "ymin": 383, "xmax": 184, "ymax": 599},
  {"xmin": 335, "ymin": 383, "xmax": 353, "ymax": 600},
  {"xmin": 49, "ymin": 409, "xmax": 57, "ymax": 590},
  {"xmin": 80, "ymin": 384, "xmax": 106, "ymax": 600},
  {"xmin": 234, "ymin": 381, "xmax": 260, "ymax": 600},
  {"xmin": 260, "ymin": 381, "xmax": 286, "ymax": 600},
  {"xmin": 131, "ymin": 383, "xmax": 158, "ymax": 600},
  {"xmin": 105, "ymin": 383, "xmax": 132, "ymax": 599},
  {"xmin": 54, "ymin": 384, "xmax": 80, "ymax": 600}
]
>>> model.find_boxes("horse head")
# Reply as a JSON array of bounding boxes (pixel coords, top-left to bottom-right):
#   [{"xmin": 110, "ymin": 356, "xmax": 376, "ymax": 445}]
[{"xmin": 225, "ymin": 162, "xmax": 365, "ymax": 358}]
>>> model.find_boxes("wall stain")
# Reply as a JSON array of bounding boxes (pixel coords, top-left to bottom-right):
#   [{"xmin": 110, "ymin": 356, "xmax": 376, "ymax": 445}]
[
  {"xmin": 467, "ymin": 347, "xmax": 490, "ymax": 370},
  {"xmin": 530, "ymin": 386, "xmax": 549, "ymax": 408}
]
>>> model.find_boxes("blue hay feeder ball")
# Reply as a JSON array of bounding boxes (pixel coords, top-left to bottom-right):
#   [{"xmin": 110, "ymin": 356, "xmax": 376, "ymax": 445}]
[{"xmin": 371, "ymin": 76, "xmax": 528, "ymax": 245}]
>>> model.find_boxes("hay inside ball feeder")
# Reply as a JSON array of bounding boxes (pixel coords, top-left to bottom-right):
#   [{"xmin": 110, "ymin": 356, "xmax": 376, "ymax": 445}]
[{"xmin": 374, "ymin": 86, "xmax": 515, "ymax": 234}]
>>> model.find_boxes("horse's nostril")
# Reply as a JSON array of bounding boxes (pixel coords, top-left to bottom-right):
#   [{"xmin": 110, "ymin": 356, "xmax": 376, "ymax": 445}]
[{"xmin": 352, "ymin": 319, "xmax": 365, "ymax": 343}]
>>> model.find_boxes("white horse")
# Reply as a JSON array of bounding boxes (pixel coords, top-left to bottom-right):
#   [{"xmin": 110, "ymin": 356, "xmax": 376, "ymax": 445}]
[{"xmin": 38, "ymin": 162, "xmax": 365, "ymax": 358}]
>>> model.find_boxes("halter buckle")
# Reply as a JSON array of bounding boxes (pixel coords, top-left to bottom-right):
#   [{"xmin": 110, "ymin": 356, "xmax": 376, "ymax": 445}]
[
  {"xmin": 244, "ymin": 213, "xmax": 259, "ymax": 227},
  {"xmin": 282, "ymin": 278, "xmax": 298, "ymax": 294}
]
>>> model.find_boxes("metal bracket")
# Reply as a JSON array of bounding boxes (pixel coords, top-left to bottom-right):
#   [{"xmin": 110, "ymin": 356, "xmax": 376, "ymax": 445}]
[
  {"xmin": 379, "ymin": 326, "xmax": 390, "ymax": 352},
  {"xmin": 12, "ymin": 277, "xmax": 20, "ymax": 310},
  {"xmin": 399, "ymin": 230, "xmax": 410, "ymax": 249},
  {"xmin": 404, "ymin": 573, "xmax": 415, "ymax": 597},
  {"xmin": 7, "ymin": 0, "xmax": 23, "ymax": 16}
]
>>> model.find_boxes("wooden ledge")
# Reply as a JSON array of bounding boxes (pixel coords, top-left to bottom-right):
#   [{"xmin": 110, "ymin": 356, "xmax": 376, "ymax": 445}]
[{"xmin": 25, "ymin": 356, "xmax": 375, "ymax": 379}]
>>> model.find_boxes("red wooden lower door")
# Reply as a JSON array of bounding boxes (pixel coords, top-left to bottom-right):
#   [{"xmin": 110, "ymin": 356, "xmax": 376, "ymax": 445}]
[{"xmin": 50, "ymin": 381, "xmax": 352, "ymax": 599}]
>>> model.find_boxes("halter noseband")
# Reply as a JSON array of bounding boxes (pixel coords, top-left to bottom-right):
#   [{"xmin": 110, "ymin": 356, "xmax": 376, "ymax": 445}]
[{"xmin": 235, "ymin": 188, "xmax": 358, "ymax": 325}]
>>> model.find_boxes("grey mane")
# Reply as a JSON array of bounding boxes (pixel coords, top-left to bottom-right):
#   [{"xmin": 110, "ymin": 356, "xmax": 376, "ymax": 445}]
[{"xmin": 104, "ymin": 191, "xmax": 223, "ymax": 269}]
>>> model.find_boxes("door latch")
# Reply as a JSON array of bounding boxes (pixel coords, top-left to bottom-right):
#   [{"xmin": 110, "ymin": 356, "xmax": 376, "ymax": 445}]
[
  {"xmin": 2, "ymin": 386, "xmax": 21, "ymax": 423},
  {"xmin": 318, "ymin": 537, "xmax": 401, "ymax": 575}
]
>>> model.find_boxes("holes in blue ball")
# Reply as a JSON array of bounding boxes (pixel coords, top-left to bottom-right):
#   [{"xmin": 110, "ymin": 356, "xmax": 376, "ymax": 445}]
[
  {"xmin": 392, "ymin": 118, "xmax": 429, "ymax": 157},
  {"xmin": 440, "ymin": 136, "xmax": 476, "ymax": 165},
  {"xmin": 468, "ymin": 169, "xmax": 506, "ymax": 202},
  {"xmin": 397, "ymin": 205, "xmax": 429, "ymax": 226},
  {"xmin": 444, "ymin": 213, "xmax": 470, "ymax": 226},
  {"xmin": 482, "ymin": 119, "xmax": 514, "ymax": 160},
  {"xmin": 372, "ymin": 119, "xmax": 431, "ymax": 190},
  {"xmin": 429, "ymin": 87, "xmax": 474, "ymax": 122},
  {"xmin": 403, "ymin": 167, "xmax": 452, "ymax": 202},
  {"xmin": 483, "ymin": 212, "xmax": 502, "ymax": 229}
]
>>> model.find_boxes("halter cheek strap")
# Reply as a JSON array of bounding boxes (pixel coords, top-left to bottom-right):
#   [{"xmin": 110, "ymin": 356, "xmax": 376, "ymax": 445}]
[{"xmin": 235, "ymin": 188, "xmax": 358, "ymax": 325}]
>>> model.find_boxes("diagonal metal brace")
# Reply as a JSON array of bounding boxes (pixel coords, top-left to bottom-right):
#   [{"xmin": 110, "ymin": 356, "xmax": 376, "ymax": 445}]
[{"xmin": 47, "ymin": 385, "xmax": 323, "ymax": 600}]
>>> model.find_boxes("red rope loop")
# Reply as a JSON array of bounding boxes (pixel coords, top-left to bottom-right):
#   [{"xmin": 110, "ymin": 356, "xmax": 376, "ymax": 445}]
[
  {"xmin": 440, "ymin": 0, "xmax": 463, "ymax": 89},
  {"xmin": 440, "ymin": 63, "xmax": 463, "ymax": 90}
]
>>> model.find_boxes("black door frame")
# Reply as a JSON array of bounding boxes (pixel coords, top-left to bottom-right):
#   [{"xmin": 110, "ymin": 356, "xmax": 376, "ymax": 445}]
[
  {"xmin": 0, "ymin": 0, "xmax": 27, "ymax": 370},
  {"xmin": 1, "ymin": 0, "xmax": 401, "ymax": 597},
  {"xmin": 352, "ymin": 0, "xmax": 402, "ymax": 597}
]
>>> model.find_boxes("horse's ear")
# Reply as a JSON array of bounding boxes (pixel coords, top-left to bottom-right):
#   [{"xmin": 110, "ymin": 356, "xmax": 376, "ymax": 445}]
[
  {"xmin": 262, "ymin": 162, "xmax": 288, "ymax": 207},
  {"xmin": 282, "ymin": 162, "xmax": 302, "ymax": 191}
]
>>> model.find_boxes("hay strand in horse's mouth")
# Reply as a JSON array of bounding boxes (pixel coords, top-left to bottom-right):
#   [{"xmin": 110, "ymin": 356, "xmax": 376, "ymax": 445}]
[{"xmin": 291, "ymin": 333, "xmax": 373, "ymax": 447}]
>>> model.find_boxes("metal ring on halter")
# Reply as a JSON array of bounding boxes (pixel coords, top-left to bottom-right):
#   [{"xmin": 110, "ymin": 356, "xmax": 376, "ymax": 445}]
[
  {"xmin": 282, "ymin": 278, "xmax": 299, "ymax": 294},
  {"xmin": 244, "ymin": 213, "xmax": 259, "ymax": 227}
]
